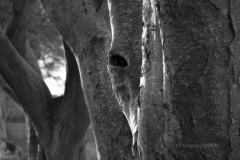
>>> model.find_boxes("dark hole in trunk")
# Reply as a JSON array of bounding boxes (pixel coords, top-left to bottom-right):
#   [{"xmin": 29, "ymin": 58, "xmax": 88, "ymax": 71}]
[{"xmin": 109, "ymin": 54, "xmax": 128, "ymax": 67}]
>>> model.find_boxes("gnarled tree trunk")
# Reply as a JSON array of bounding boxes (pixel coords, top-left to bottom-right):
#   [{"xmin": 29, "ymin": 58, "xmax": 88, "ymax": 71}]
[
  {"xmin": 39, "ymin": 0, "xmax": 134, "ymax": 159},
  {"xmin": 20, "ymin": 0, "xmax": 240, "ymax": 159}
]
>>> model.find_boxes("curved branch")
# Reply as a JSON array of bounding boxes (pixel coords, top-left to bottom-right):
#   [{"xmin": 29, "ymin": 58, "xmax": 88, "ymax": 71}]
[
  {"xmin": 0, "ymin": 30, "xmax": 52, "ymax": 134},
  {"xmin": 57, "ymin": 40, "xmax": 89, "ymax": 122},
  {"xmin": 137, "ymin": 0, "xmax": 166, "ymax": 158}
]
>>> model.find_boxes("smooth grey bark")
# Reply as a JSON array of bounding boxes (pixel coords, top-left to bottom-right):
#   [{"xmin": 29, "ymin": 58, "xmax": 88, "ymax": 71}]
[{"xmin": 39, "ymin": 0, "xmax": 134, "ymax": 159}]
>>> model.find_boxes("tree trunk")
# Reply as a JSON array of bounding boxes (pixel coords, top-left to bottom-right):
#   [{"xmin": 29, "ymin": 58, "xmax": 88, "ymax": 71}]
[
  {"xmin": 39, "ymin": 0, "xmax": 134, "ymax": 159},
  {"xmin": 22, "ymin": 0, "xmax": 240, "ymax": 159},
  {"xmin": 155, "ymin": 0, "xmax": 239, "ymax": 159}
]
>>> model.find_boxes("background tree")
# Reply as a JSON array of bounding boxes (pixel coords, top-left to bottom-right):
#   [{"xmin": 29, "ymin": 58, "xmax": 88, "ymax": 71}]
[
  {"xmin": 0, "ymin": 0, "xmax": 90, "ymax": 159},
  {"xmin": 28, "ymin": 1, "xmax": 65, "ymax": 83},
  {"xmin": 138, "ymin": 0, "xmax": 165, "ymax": 159},
  {"xmin": 0, "ymin": 0, "xmax": 68, "ymax": 158}
]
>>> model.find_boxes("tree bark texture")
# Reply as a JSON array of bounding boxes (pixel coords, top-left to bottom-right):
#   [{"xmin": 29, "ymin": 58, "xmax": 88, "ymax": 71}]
[
  {"xmin": 137, "ymin": 0, "xmax": 168, "ymax": 159},
  {"xmin": 107, "ymin": 0, "xmax": 142, "ymax": 156},
  {"xmin": 157, "ymin": 0, "xmax": 239, "ymax": 159},
  {"xmin": 35, "ymin": 0, "xmax": 240, "ymax": 159},
  {"xmin": 0, "ymin": 30, "xmax": 90, "ymax": 160},
  {"xmin": 39, "ymin": 0, "xmax": 134, "ymax": 159}
]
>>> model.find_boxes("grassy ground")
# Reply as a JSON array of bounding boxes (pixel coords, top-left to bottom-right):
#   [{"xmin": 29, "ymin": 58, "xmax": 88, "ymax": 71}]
[{"xmin": 6, "ymin": 122, "xmax": 97, "ymax": 160}]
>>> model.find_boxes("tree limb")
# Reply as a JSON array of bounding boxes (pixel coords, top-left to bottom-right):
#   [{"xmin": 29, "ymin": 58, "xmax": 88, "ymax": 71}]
[{"xmin": 0, "ymin": 30, "xmax": 52, "ymax": 135}]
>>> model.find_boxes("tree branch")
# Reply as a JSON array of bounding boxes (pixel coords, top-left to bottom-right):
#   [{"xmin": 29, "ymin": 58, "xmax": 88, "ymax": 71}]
[
  {"xmin": 57, "ymin": 41, "xmax": 89, "ymax": 123},
  {"xmin": 0, "ymin": 30, "xmax": 52, "ymax": 135}
]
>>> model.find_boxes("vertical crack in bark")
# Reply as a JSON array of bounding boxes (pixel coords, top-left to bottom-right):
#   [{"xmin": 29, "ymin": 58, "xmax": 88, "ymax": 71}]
[
  {"xmin": 228, "ymin": 0, "xmax": 240, "ymax": 159},
  {"xmin": 107, "ymin": 1, "xmax": 142, "ymax": 157}
]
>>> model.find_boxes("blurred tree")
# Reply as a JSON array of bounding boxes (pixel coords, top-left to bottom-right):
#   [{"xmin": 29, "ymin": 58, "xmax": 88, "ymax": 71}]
[
  {"xmin": 28, "ymin": 1, "xmax": 65, "ymax": 81},
  {"xmin": 0, "ymin": 0, "xmax": 65, "ymax": 159},
  {"xmin": 1, "ymin": 0, "xmax": 66, "ymax": 81},
  {"xmin": 0, "ymin": 0, "xmax": 90, "ymax": 160}
]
